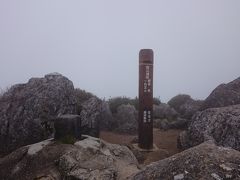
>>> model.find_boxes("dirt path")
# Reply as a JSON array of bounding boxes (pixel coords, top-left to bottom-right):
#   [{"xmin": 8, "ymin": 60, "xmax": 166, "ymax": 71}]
[{"xmin": 100, "ymin": 128, "xmax": 182, "ymax": 165}]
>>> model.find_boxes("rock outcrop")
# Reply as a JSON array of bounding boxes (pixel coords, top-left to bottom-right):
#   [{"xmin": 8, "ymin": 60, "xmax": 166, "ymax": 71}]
[
  {"xmin": 0, "ymin": 136, "xmax": 139, "ymax": 180},
  {"xmin": 59, "ymin": 135, "xmax": 139, "ymax": 179},
  {"xmin": 0, "ymin": 73, "xmax": 77, "ymax": 154},
  {"xmin": 201, "ymin": 77, "xmax": 240, "ymax": 110},
  {"xmin": 114, "ymin": 104, "xmax": 138, "ymax": 134},
  {"xmin": 178, "ymin": 104, "xmax": 240, "ymax": 151},
  {"xmin": 131, "ymin": 141, "xmax": 240, "ymax": 180}
]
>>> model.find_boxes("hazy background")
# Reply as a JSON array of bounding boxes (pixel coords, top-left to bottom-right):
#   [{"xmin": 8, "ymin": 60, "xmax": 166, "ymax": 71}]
[{"xmin": 0, "ymin": 0, "xmax": 239, "ymax": 102}]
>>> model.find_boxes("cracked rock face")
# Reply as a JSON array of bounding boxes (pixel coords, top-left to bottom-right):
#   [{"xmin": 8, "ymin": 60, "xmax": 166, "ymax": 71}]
[
  {"xmin": 0, "ymin": 136, "xmax": 139, "ymax": 180},
  {"xmin": 131, "ymin": 141, "xmax": 240, "ymax": 180},
  {"xmin": 0, "ymin": 73, "xmax": 77, "ymax": 154},
  {"xmin": 178, "ymin": 104, "xmax": 240, "ymax": 151},
  {"xmin": 58, "ymin": 135, "xmax": 139, "ymax": 180},
  {"xmin": 201, "ymin": 77, "xmax": 240, "ymax": 110}
]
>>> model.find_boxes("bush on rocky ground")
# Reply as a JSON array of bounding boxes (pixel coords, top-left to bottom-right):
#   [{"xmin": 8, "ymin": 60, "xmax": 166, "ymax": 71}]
[
  {"xmin": 74, "ymin": 88, "xmax": 95, "ymax": 113},
  {"xmin": 153, "ymin": 97, "xmax": 161, "ymax": 105},
  {"xmin": 0, "ymin": 87, "xmax": 10, "ymax": 99},
  {"xmin": 0, "ymin": 88, "xmax": 3, "ymax": 98},
  {"xmin": 168, "ymin": 94, "xmax": 203, "ymax": 119},
  {"xmin": 153, "ymin": 103, "xmax": 178, "ymax": 120},
  {"xmin": 108, "ymin": 97, "xmax": 138, "ymax": 113},
  {"xmin": 114, "ymin": 104, "xmax": 138, "ymax": 134},
  {"xmin": 154, "ymin": 118, "xmax": 188, "ymax": 130},
  {"xmin": 108, "ymin": 96, "xmax": 161, "ymax": 114},
  {"xmin": 168, "ymin": 94, "xmax": 192, "ymax": 112}
]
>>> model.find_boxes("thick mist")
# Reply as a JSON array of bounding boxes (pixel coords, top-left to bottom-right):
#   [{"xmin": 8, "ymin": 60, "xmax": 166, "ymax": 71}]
[{"xmin": 0, "ymin": 0, "xmax": 240, "ymax": 102}]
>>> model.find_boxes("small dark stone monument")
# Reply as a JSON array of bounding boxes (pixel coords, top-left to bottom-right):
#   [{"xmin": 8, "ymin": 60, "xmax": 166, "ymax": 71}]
[
  {"xmin": 54, "ymin": 114, "xmax": 81, "ymax": 141},
  {"xmin": 138, "ymin": 49, "xmax": 154, "ymax": 149}
]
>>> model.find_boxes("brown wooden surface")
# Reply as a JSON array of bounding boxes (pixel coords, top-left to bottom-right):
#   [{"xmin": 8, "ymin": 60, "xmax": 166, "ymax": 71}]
[{"xmin": 138, "ymin": 49, "xmax": 154, "ymax": 149}]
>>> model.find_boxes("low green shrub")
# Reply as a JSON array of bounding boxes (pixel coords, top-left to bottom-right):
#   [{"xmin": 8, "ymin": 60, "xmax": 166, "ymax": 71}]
[
  {"xmin": 108, "ymin": 96, "xmax": 161, "ymax": 113},
  {"xmin": 108, "ymin": 96, "xmax": 137, "ymax": 113},
  {"xmin": 168, "ymin": 94, "xmax": 192, "ymax": 112}
]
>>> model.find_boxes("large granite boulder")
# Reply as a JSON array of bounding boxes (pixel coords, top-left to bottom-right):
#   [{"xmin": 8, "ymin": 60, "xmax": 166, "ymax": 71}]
[
  {"xmin": 201, "ymin": 77, "xmax": 240, "ymax": 110},
  {"xmin": 153, "ymin": 104, "xmax": 178, "ymax": 120},
  {"xmin": 0, "ymin": 73, "xmax": 77, "ymax": 154},
  {"xmin": 114, "ymin": 104, "xmax": 138, "ymax": 134},
  {"xmin": 131, "ymin": 141, "xmax": 240, "ymax": 180},
  {"xmin": 0, "ymin": 136, "xmax": 139, "ymax": 180},
  {"xmin": 168, "ymin": 94, "xmax": 202, "ymax": 119},
  {"xmin": 178, "ymin": 104, "xmax": 240, "ymax": 151},
  {"xmin": 80, "ymin": 97, "xmax": 114, "ymax": 137}
]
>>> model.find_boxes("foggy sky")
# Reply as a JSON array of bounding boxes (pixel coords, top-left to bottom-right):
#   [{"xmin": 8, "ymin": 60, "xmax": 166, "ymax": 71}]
[{"xmin": 0, "ymin": 0, "xmax": 240, "ymax": 102}]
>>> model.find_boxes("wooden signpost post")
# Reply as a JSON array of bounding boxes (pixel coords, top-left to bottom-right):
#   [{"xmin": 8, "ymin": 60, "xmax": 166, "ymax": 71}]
[{"xmin": 138, "ymin": 49, "xmax": 154, "ymax": 149}]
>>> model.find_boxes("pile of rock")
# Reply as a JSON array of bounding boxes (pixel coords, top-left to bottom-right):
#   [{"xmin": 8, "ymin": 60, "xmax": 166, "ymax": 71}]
[
  {"xmin": 0, "ymin": 136, "xmax": 139, "ymax": 180},
  {"xmin": 0, "ymin": 73, "xmax": 114, "ymax": 155},
  {"xmin": 201, "ymin": 77, "xmax": 240, "ymax": 110},
  {"xmin": 178, "ymin": 77, "xmax": 240, "ymax": 151},
  {"xmin": 1, "ymin": 73, "xmax": 240, "ymax": 180},
  {"xmin": 131, "ymin": 141, "xmax": 240, "ymax": 180},
  {"xmin": 0, "ymin": 73, "xmax": 77, "ymax": 154},
  {"xmin": 178, "ymin": 102, "xmax": 240, "ymax": 151}
]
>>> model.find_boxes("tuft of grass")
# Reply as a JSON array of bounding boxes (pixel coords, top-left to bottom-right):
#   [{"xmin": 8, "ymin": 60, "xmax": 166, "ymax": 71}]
[{"xmin": 58, "ymin": 135, "xmax": 77, "ymax": 144}]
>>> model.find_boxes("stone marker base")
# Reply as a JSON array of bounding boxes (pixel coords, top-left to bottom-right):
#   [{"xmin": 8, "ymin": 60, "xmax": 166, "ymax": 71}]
[
  {"xmin": 132, "ymin": 143, "xmax": 159, "ymax": 152},
  {"xmin": 54, "ymin": 114, "xmax": 81, "ymax": 141}
]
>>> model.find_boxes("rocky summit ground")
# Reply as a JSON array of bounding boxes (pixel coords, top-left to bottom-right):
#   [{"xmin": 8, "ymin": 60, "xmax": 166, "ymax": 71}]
[
  {"xmin": 0, "ymin": 73, "xmax": 240, "ymax": 179},
  {"xmin": 131, "ymin": 141, "xmax": 240, "ymax": 180},
  {"xmin": 100, "ymin": 128, "xmax": 182, "ymax": 165},
  {"xmin": 0, "ymin": 136, "xmax": 139, "ymax": 180}
]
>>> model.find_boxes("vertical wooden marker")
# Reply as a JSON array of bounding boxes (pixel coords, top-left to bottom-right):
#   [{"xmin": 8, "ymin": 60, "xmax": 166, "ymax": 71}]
[{"xmin": 138, "ymin": 49, "xmax": 154, "ymax": 149}]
